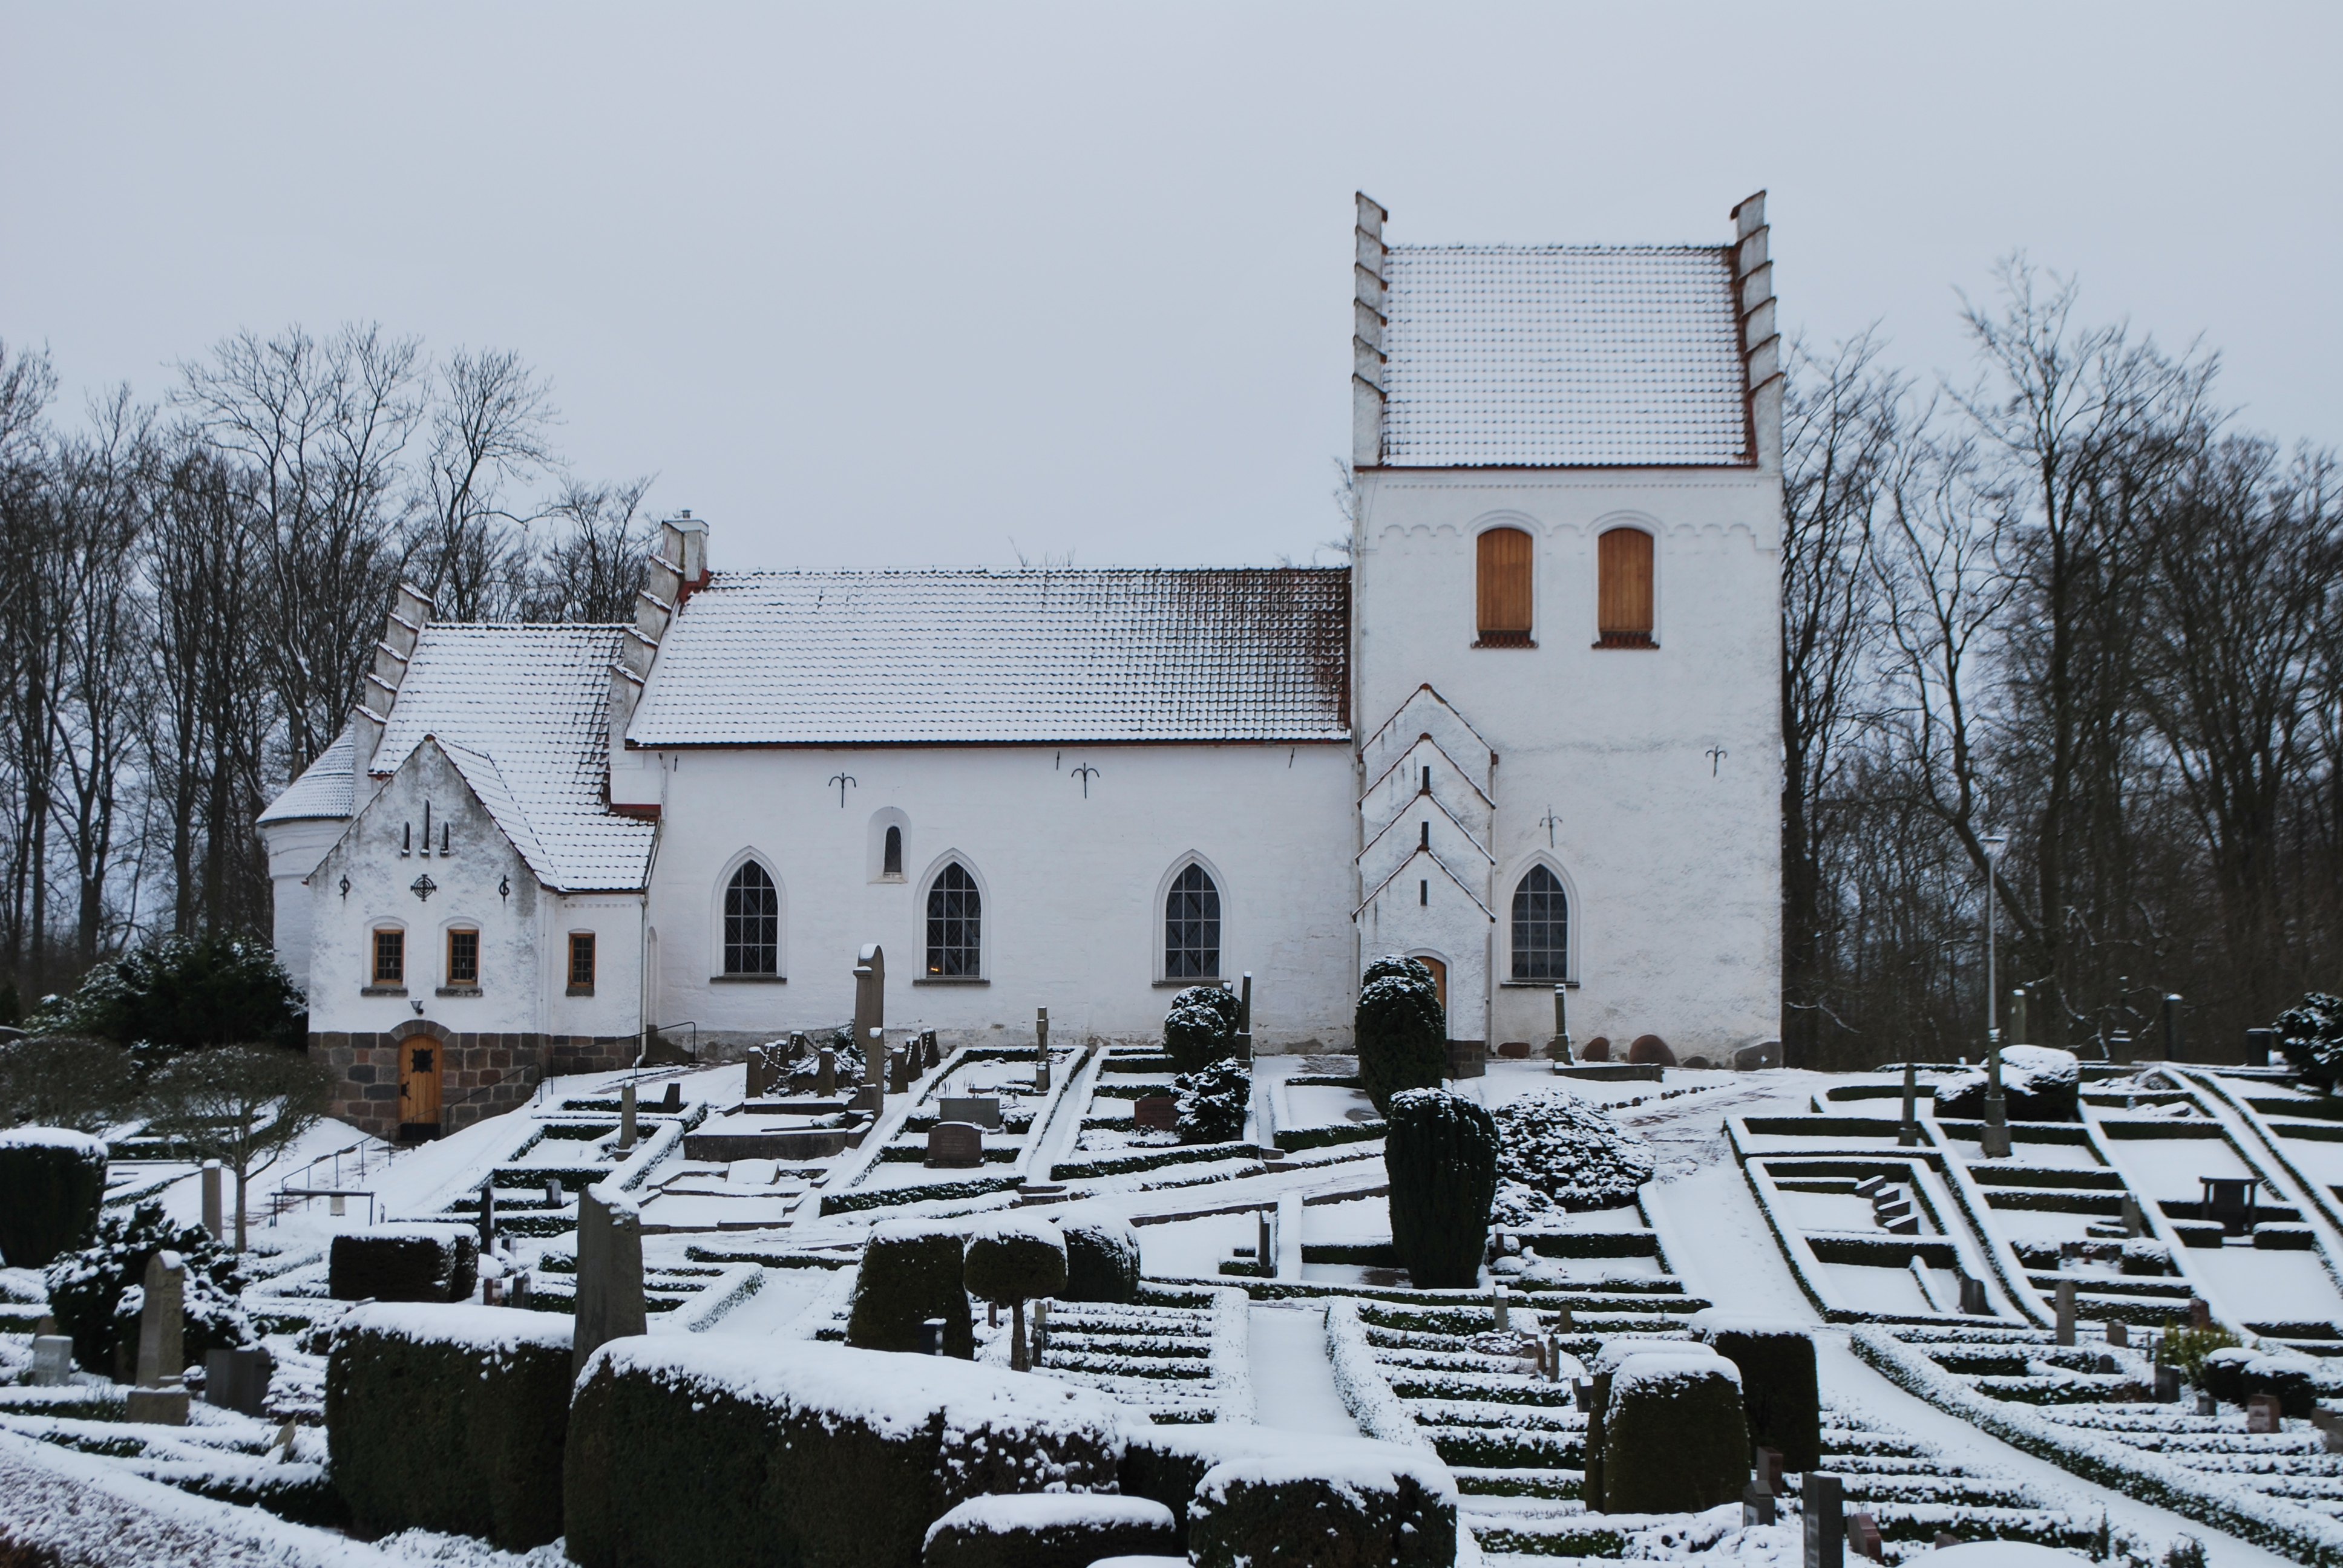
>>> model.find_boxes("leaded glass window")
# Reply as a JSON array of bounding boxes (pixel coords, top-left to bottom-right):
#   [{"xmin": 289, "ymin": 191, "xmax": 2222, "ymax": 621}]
[
  {"xmin": 1165, "ymin": 864, "xmax": 1220, "ymax": 979},
  {"xmin": 724, "ymin": 860, "xmax": 779, "ymax": 975},
  {"xmin": 1510, "ymin": 865, "xmax": 1567, "ymax": 981},
  {"xmin": 926, "ymin": 861, "xmax": 981, "ymax": 977}
]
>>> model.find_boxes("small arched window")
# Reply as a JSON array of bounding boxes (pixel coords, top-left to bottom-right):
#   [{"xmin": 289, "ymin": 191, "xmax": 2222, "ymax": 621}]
[
  {"xmin": 1510, "ymin": 866, "xmax": 1568, "ymax": 981},
  {"xmin": 723, "ymin": 860, "xmax": 779, "ymax": 975},
  {"xmin": 1598, "ymin": 527, "xmax": 1654, "ymax": 647},
  {"xmin": 1165, "ymin": 864, "xmax": 1221, "ymax": 979},
  {"xmin": 883, "ymin": 825, "xmax": 903, "ymax": 877},
  {"xmin": 926, "ymin": 861, "xmax": 981, "ymax": 977},
  {"xmin": 1476, "ymin": 526, "xmax": 1533, "ymax": 646}
]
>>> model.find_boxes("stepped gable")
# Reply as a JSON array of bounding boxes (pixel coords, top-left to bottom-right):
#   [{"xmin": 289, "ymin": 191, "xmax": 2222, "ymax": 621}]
[{"xmin": 624, "ymin": 567, "xmax": 1351, "ymax": 747}]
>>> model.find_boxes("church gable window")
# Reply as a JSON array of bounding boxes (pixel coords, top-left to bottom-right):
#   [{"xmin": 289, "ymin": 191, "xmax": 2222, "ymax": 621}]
[
  {"xmin": 1597, "ymin": 527, "xmax": 1655, "ymax": 647},
  {"xmin": 883, "ymin": 825, "xmax": 903, "ymax": 877},
  {"xmin": 568, "ymin": 932, "xmax": 596, "ymax": 993},
  {"xmin": 1165, "ymin": 863, "xmax": 1221, "ymax": 979},
  {"xmin": 724, "ymin": 860, "xmax": 780, "ymax": 975},
  {"xmin": 1475, "ymin": 526, "xmax": 1534, "ymax": 647},
  {"xmin": 926, "ymin": 861, "xmax": 981, "ymax": 978},
  {"xmin": 372, "ymin": 928, "xmax": 405, "ymax": 985},
  {"xmin": 445, "ymin": 928, "xmax": 480, "ymax": 987},
  {"xmin": 1510, "ymin": 865, "xmax": 1568, "ymax": 981}
]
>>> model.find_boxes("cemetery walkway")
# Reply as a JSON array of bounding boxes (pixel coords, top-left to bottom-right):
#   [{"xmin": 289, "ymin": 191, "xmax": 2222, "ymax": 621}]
[{"xmin": 1247, "ymin": 1301, "xmax": 1363, "ymax": 1437}]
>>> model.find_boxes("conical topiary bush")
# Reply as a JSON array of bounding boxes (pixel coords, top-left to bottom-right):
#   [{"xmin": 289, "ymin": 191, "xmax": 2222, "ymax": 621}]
[
  {"xmin": 1384, "ymin": 1088, "xmax": 1497, "ymax": 1289},
  {"xmin": 1356, "ymin": 956, "xmax": 1446, "ymax": 1116}
]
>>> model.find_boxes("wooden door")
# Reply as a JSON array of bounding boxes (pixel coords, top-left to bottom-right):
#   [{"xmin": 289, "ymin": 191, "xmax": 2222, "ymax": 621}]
[
  {"xmin": 1417, "ymin": 956, "xmax": 1448, "ymax": 1014},
  {"xmin": 399, "ymin": 1037, "xmax": 443, "ymax": 1141}
]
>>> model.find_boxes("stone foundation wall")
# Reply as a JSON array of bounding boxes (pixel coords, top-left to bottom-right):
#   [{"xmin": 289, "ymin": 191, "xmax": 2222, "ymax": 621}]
[{"xmin": 312, "ymin": 1028, "xmax": 639, "ymax": 1142}]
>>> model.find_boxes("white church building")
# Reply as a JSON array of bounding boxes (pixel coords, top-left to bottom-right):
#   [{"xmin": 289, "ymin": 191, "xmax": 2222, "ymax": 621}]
[{"xmin": 260, "ymin": 192, "xmax": 1786, "ymax": 1141}]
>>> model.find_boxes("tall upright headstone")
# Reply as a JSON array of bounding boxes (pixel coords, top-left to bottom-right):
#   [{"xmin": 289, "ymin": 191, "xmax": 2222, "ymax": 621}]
[
  {"xmin": 200, "ymin": 1161, "xmax": 223, "ymax": 1240},
  {"xmin": 477, "ymin": 1180, "xmax": 496, "ymax": 1253},
  {"xmin": 1035, "ymin": 1007, "xmax": 1050, "ymax": 1091},
  {"xmin": 922, "ymin": 1029, "xmax": 939, "ymax": 1070},
  {"xmin": 2054, "ymin": 1280, "xmax": 2076, "ymax": 1347},
  {"xmin": 1551, "ymin": 983, "xmax": 1571, "ymax": 1060},
  {"xmin": 1802, "ymin": 1473, "xmax": 1844, "ymax": 1568},
  {"xmin": 853, "ymin": 944, "xmax": 885, "ymax": 1062},
  {"xmin": 572, "ymin": 1183, "xmax": 648, "ymax": 1379},
  {"xmin": 126, "ymin": 1251, "xmax": 189, "ymax": 1426},
  {"xmin": 816, "ymin": 1049, "xmax": 837, "ymax": 1097},
  {"xmin": 1898, "ymin": 1060, "xmax": 1919, "ymax": 1148},
  {"xmin": 617, "ymin": 1082, "xmax": 638, "ymax": 1152},
  {"xmin": 1236, "ymin": 973, "xmax": 1254, "ymax": 1061}
]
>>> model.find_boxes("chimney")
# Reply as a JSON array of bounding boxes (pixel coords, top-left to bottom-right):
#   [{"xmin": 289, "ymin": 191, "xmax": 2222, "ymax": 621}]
[
  {"xmin": 606, "ymin": 514, "xmax": 710, "ymax": 817},
  {"xmin": 1352, "ymin": 192, "xmax": 1388, "ymax": 471},
  {"xmin": 1731, "ymin": 191, "xmax": 1783, "ymax": 474},
  {"xmin": 350, "ymin": 583, "xmax": 436, "ymax": 810}
]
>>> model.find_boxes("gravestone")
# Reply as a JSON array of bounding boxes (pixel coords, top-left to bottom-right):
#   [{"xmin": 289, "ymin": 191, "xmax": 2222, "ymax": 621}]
[
  {"xmin": 478, "ymin": 1180, "xmax": 496, "ymax": 1252},
  {"xmin": 888, "ymin": 1049, "xmax": 911, "ymax": 1094},
  {"xmin": 1580, "ymin": 1036, "xmax": 1611, "ymax": 1062},
  {"xmin": 1133, "ymin": 1096, "xmax": 1178, "ymax": 1132},
  {"xmin": 1803, "ymin": 1472, "xmax": 1844, "ymax": 1568},
  {"xmin": 2246, "ymin": 1027, "xmax": 2275, "ymax": 1068},
  {"xmin": 922, "ymin": 1030, "xmax": 939, "ymax": 1070},
  {"xmin": 126, "ymin": 1251, "xmax": 189, "ymax": 1426},
  {"xmin": 660, "ymin": 1080, "xmax": 680, "ymax": 1112},
  {"xmin": 31, "ymin": 1336, "xmax": 73, "ymax": 1387},
  {"xmin": 2195, "ymin": 1387, "xmax": 2217, "ymax": 1416},
  {"xmin": 2154, "ymin": 1365, "xmax": 2181, "ymax": 1402},
  {"xmin": 204, "ymin": 1347, "xmax": 272, "ymax": 1416},
  {"xmin": 201, "ymin": 1160, "xmax": 223, "ymax": 1240},
  {"xmin": 2108, "ymin": 1321, "xmax": 2129, "ymax": 1348},
  {"xmin": 918, "ymin": 1318, "xmax": 947, "ymax": 1355},
  {"xmin": 2189, "ymin": 1297, "xmax": 2211, "ymax": 1330},
  {"xmin": 816, "ymin": 1049, "xmax": 837, "ymax": 1097},
  {"xmin": 1498, "ymin": 1040, "xmax": 1532, "ymax": 1060},
  {"xmin": 2055, "ymin": 1281, "xmax": 2076, "ymax": 1346},
  {"xmin": 1734, "ymin": 1039, "xmax": 1783, "ymax": 1071},
  {"xmin": 617, "ymin": 1082, "xmax": 638, "ymax": 1152},
  {"xmin": 1957, "ymin": 1274, "xmax": 1988, "ymax": 1315},
  {"xmin": 853, "ymin": 944, "xmax": 886, "ymax": 1055},
  {"xmin": 940, "ymin": 1096, "xmax": 1003, "ymax": 1130},
  {"xmin": 1846, "ymin": 1514, "xmax": 1884, "ymax": 1563},
  {"xmin": 2247, "ymin": 1393, "xmax": 2284, "ymax": 1433},
  {"xmin": 744, "ymin": 1049, "xmax": 767, "ymax": 1099},
  {"xmin": 1236, "ymin": 974, "xmax": 1253, "ymax": 1061},
  {"xmin": 2121, "ymin": 1195, "xmax": 2146, "ymax": 1236},
  {"xmin": 851, "ymin": 1083, "xmax": 884, "ymax": 1114},
  {"xmin": 1745, "ymin": 1451, "xmax": 1782, "ymax": 1527},
  {"xmin": 546, "ymin": 1178, "xmax": 565, "ymax": 1206},
  {"xmin": 926, "ymin": 1122, "xmax": 983, "ymax": 1169},
  {"xmin": 572, "ymin": 1184, "xmax": 647, "ymax": 1379},
  {"xmin": 1492, "ymin": 1282, "xmax": 1509, "ymax": 1332}
]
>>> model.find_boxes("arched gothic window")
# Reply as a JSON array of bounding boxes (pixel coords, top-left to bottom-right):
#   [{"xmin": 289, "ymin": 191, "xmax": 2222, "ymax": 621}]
[
  {"xmin": 1476, "ymin": 526, "xmax": 1533, "ymax": 645},
  {"xmin": 883, "ymin": 825, "xmax": 903, "ymax": 877},
  {"xmin": 1165, "ymin": 864, "xmax": 1221, "ymax": 979},
  {"xmin": 723, "ymin": 860, "xmax": 779, "ymax": 975},
  {"xmin": 926, "ymin": 862, "xmax": 981, "ymax": 977},
  {"xmin": 1510, "ymin": 866, "xmax": 1568, "ymax": 981},
  {"xmin": 1597, "ymin": 528, "xmax": 1654, "ymax": 647}
]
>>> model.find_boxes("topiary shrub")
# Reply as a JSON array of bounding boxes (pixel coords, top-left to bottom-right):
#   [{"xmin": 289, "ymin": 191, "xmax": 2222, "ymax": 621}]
[
  {"xmin": 965, "ymin": 1215, "xmax": 1067, "ymax": 1371},
  {"xmin": 326, "ymin": 1304, "xmax": 575, "ymax": 1549},
  {"xmin": 2240, "ymin": 1351, "xmax": 2323, "ymax": 1417},
  {"xmin": 2200, "ymin": 1344, "xmax": 2256, "ymax": 1405},
  {"xmin": 847, "ymin": 1218, "xmax": 976, "ymax": 1357},
  {"xmin": 1384, "ymin": 1088, "xmax": 1498, "ymax": 1290},
  {"xmin": 1163, "ymin": 985, "xmax": 1240, "ymax": 1074},
  {"xmin": 44, "ymin": 1200, "xmax": 252, "ymax": 1379},
  {"xmin": 922, "ymin": 1492, "xmax": 1175, "ymax": 1568},
  {"xmin": 1173, "ymin": 1058, "xmax": 1250, "ymax": 1145},
  {"xmin": 1355, "ymin": 956, "xmax": 1446, "ymax": 1116},
  {"xmin": 1599, "ymin": 1348, "xmax": 1746, "ymax": 1515},
  {"xmin": 0, "ymin": 1128, "xmax": 107, "ymax": 1267},
  {"xmin": 1057, "ymin": 1211, "xmax": 1141, "ymax": 1304},
  {"xmin": 1690, "ymin": 1312, "xmax": 1820, "ymax": 1469},
  {"xmin": 2276, "ymin": 994, "xmax": 2343, "ymax": 1088},
  {"xmin": 1186, "ymin": 1439, "xmax": 1457, "ymax": 1568},
  {"xmin": 1487, "ymin": 1090, "xmax": 1654, "ymax": 1226},
  {"xmin": 0, "ymin": 1036, "xmax": 135, "ymax": 1133},
  {"xmin": 565, "ymin": 1338, "xmax": 1127, "ymax": 1568},
  {"xmin": 329, "ymin": 1225, "xmax": 479, "ymax": 1303},
  {"xmin": 1932, "ymin": 1045, "xmax": 2081, "ymax": 1122},
  {"xmin": 1118, "ymin": 1424, "xmax": 1309, "ymax": 1547},
  {"xmin": 29, "ymin": 931, "xmax": 306, "ymax": 1054}
]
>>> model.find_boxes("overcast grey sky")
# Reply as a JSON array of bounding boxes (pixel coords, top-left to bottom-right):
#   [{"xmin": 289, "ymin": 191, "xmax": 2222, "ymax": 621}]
[{"xmin": 3, "ymin": 3, "xmax": 2336, "ymax": 572}]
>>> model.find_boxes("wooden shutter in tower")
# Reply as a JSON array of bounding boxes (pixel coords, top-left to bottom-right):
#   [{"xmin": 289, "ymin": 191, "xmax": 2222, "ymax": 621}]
[
  {"xmin": 1598, "ymin": 528, "xmax": 1654, "ymax": 647},
  {"xmin": 1475, "ymin": 527, "xmax": 1533, "ymax": 645}
]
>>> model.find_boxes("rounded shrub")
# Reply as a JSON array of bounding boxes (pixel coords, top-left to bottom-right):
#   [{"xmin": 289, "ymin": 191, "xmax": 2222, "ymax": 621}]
[
  {"xmin": 1186, "ymin": 1439, "xmax": 1457, "ymax": 1568},
  {"xmin": 964, "ymin": 1215, "xmax": 1067, "ymax": 1371},
  {"xmin": 1057, "ymin": 1212, "xmax": 1141, "ymax": 1304},
  {"xmin": 0, "ymin": 1127, "xmax": 108, "ymax": 1267},
  {"xmin": 1384, "ymin": 1088, "xmax": 1498, "ymax": 1289},
  {"xmin": 847, "ymin": 1218, "xmax": 976, "ymax": 1357},
  {"xmin": 1173, "ymin": 1057, "xmax": 1250, "ymax": 1144},
  {"xmin": 1163, "ymin": 985, "xmax": 1240, "ymax": 1073},
  {"xmin": 31, "ymin": 931, "xmax": 306, "ymax": 1053},
  {"xmin": 1487, "ymin": 1090, "xmax": 1653, "ymax": 1226},
  {"xmin": 1599, "ymin": 1349, "xmax": 1747, "ymax": 1515},
  {"xmin": 1355, "ymin": 956, "xmax": 1446, "ymax": 1116}
]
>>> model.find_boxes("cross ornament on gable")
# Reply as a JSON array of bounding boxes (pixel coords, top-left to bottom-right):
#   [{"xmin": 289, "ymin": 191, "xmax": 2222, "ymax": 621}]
[
  {"xmin": 1537, "ymin": 806, "xmax": 1562, "ymax": 848},
  {"xmin": 1070, "ymin": 763, "xmax": 1101, "ymax": 799},
  {"xmin": 828, "ymin": 773, "xmax": 857, "ymax": 808}
]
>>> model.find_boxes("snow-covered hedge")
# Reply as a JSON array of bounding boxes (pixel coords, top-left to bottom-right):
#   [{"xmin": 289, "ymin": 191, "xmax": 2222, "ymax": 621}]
[
  {"xmin": 1118, "ymin": 1424, "xmax": 1300, "ymax": 1547},
  {"xmin": 565, "ymin": 1338, "xmax": 1131, "ymax": 1568},
  {"xmin": 845, "ymin": 1217, "xmax": 974, "ymax": 1357},
  {"xmin": 1488, "ymin": 1091, "xmax": 1654, "ymax": 1219},
  {"xmin": 1187, "ymin": 1438, "xmax": 1457, "ymax": 1568},
  {"xmin": 1325, "ymin": 1297, "xmax": 1434, "ymax": 1451},
  {"xmin": 0, "ymin": 1125, "xmax": 107, "ymax": 1268},
  {"xmin": 1058, "ymin": 1210, "xmax": 1142, "ymax": 1304},
  {"xmin": 328, "ymin": 1224, "xmax": 477, "ymax": 1304},
  {"xmin": 1598, "ymin": 1348, "xmax": 1745, "ymax": 1515},
  {"xmin": 925, "ymin": 1491, "xmax": 1176, "ymax": 1568},
  {"xmin": 325, "ymin": 1303, "xmax": 575, "ymax": 1549},
  {"xmin": 1689, "ymin": 1309, "xmax": 1820, "ymax": 1469},
  {"xmin": 1933, "ymin": 1046, "xmax": 2081, "ymax": 1122}
]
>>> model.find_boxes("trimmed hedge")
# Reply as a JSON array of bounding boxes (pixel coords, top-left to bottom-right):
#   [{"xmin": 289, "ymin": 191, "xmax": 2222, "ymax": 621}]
[
  {"xmin": 565, "ymin": 1338, "xmax": 1128, "ymax": 1568},
  {"xmin": 0, "ymin": 1128, "xmax": 107, "ymax": 1267},
  {"xmin": 847, "ymin": 1219, "xmax": 976, "ymax": 1357},
  {"xmin": 330, "ymin": 1226, "xmax": 478, "ymax": 1302},
  {"xmin": 1691, "ymin": 1313, "xmax": 1820, "ymax": 1469},
  {"xmin": 1117, "ymin": 1423, "xmax": 1308, "ymax": 1543},
  {"xmin": 1059, "ymin": 1212, "xmax": 1142, "ymax": 1304},
  {"xmin": 1598, "ymin": 1350, "xmax": 1746, "ymax": 1515},
  {"xmin": 325, "ymin": 1304, "xmax": 575, "ymax": 1549},
  {"xmin": 1187, "ymin": 1439, "xmax": 1457, "ymax": 1568},
  {"xmin": 1385, "ymin": 1088, "xmax": 1497, "ymax": 1289},
  {"xmin": 922, "ymin": 1493, "xmax": 1175, "ymax": 1568}
]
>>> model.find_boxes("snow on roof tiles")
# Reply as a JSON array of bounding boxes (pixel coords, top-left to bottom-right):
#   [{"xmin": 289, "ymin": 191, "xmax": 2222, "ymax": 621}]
[
  {"xmin": 259, "ymin": 726, "xmax": 356, "ymax": 823},
  {"xmin": 373, "ymin": 624, "xmax": 655, "ymax": 890},
  {"xmin": 1379, "ymin": 245, "xmax": 1750, "ymax": 468},
  {"xmin": 626, "ymin": 569, "xmax": 1350, "ymax": 746}
]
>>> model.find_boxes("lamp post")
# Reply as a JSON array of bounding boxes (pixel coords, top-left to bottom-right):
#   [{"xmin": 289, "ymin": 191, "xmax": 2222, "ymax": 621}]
[{"xmin": 1981, "ymin": 831, "xmax": 2011, "ymax": 1158}]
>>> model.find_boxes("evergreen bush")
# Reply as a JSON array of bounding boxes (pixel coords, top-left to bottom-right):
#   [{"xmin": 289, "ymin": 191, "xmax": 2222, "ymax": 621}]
[
  {"xmin": 564, "ymin": 1338, "xmax": 1126, "ymax": 1568},
  {"xmin": 1690, "ymin": 1312, "xmax": 1820, "ymax": 1468},
  {"xmin": 1162, "ymin": 985, "xmax": 1240, "ymax": 1073},
  {"xmin": 1355, "ymin": 956, "xmax": 1446, "ymax": 1115},
  {"xmin": 921, "ymin": 1493, "xmax": 1175, "ymax": 1568},
  {"xmin": 1487, "ymin": 1091, "xmax": 1654, "ymax": 1224},
  {"xmin": 329, "ymin": 1226, "xmax": 479, "ymax": 1303},
  {"xmin": 326, "ymin": 1304, "xmax": 574, "ymax": 1549},
  {"xmin": 1598, "ymin": 1350, "xmax": 1747, "ymax": 1515},
  {"xmin": 1173, "ymin": 1057, "xmax": 1250, "ymax": 1144},
  {"xmin": 1384, "ymin": 1088, "xmax": 1498, "ymax": 1289},
  {"xmin": 0, "ymin": 1036, "xmax": 135, "ymax": 1133},
  {"xmin": 0, "ymin": 1128, "xmax": 107, "ymax": 1267},
  {"xmin": 847, "ymin": 1218, "xmax": 976, "ymax": 1356},
  {"xmin": 964, "ymin": 1215, "xmax": 1066, "ymax": 1371},
  {"xmin": 43, "ymin": 1199, "xmax": 251, "ymax": 1377},
  {"xmin": 2240, "ymin": 1351, "xmax": 2322, "ymax": 1416},
  {"xmin": 1117, "ymin": 1424, "xmax": 1306, "ymax": 1546},
  {"xmin": 1186, "ymin": 1440, "xmax": 1458, "ymax": 1568},
  {"xmin": 1057, "ymin": 1212, "xmax": 1142, "ymax": 1304},
  {"xmin": 2276, "ymin": 994, "xmax": 2343, "ymax": 1086},
  {"xmin": 1932, "ymin": 1045, "xmax": 2082, "ymax": 1122},
  {"xmin": 30, "ymin": 932, "xmax": 306, "ymax": 1054}
]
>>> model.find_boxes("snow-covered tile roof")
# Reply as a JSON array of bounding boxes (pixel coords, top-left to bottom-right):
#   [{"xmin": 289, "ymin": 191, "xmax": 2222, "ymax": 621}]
[
  {"xmin": 259, "ymin": 726, "xmax": 355, "ymax": 823},
  {"xmin": 1379, "ymin": 245, "xmax": 1750, "ymax": 468},
  {"xmin": 373, "ymin": 624, "xmax": 655, "ymax": 890},
  {"xmin": 626, "ymin": 569, "xmax": 1350, "ymax": 746}
]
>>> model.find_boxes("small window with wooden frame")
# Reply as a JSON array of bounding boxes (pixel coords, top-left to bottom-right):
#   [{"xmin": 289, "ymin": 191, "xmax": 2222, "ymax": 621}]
[
  {"xmin": 1596, "ymin": 526, "xmax": 1655, "ymax": 647},
  {"xmin": 445, "ymin": 927, "xmax": 480, "ymax": 990},
  {"xmin": 370, "ymin": 927, "xmax": 405, "ymax": 990},
  {"xmin": 1475, "ymin": 526, "xmax": 1534, "ymax": 647},
  {"xmin": 568, "ymin": 932, "xmax": 597, "ymax": 995}
]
